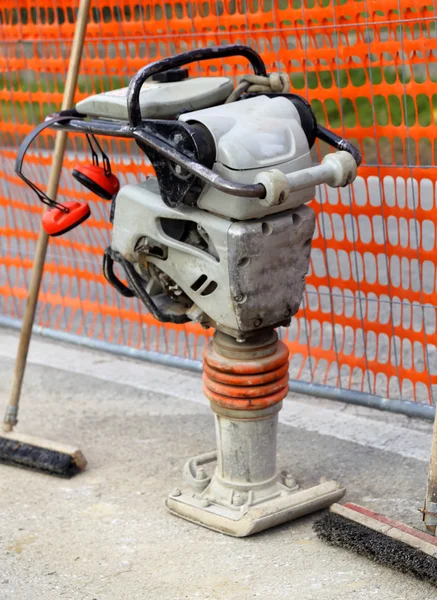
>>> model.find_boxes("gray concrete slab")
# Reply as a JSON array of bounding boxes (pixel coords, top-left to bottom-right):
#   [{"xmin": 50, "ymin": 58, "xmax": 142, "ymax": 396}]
[{"xmin": 0, "ymin": 329, "xmax": 436, "ymax": 599}]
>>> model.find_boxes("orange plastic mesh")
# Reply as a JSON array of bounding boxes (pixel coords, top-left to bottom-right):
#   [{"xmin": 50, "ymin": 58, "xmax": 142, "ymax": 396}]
[{"xmin": 1, "ymin": 0, "xmax": 436, "ymax": 404}]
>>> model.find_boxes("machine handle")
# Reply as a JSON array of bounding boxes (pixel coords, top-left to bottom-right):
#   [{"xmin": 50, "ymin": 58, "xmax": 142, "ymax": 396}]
[
  {"xmin": 127, "ymin": 45, "xmax": 268, "ymax": 129},
  {"xmin": 41, "ymin": 113, "xmax": 360, "ymax": 203},
  {"xmin": 285, "ymin": 151, "xmax": 358, "ymax": 190},
  {"xmin": 254, "ymin": 151, "xmax": 358, "ymax": 207},
  {"xmin": 316, "ymin": 125, "xmax": 362, "ymax": 167}
]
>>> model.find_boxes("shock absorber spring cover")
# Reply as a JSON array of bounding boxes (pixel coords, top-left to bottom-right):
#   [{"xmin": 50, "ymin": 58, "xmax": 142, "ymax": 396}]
[{"xmin": 203, "ymin": 332, "xmax": 290, "ymax": 411}]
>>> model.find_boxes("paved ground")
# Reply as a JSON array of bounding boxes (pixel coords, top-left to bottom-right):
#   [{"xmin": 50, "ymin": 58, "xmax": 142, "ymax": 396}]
[{"xmin": 0, "ymin": 327, "xmax": 436, "ymax": 599}]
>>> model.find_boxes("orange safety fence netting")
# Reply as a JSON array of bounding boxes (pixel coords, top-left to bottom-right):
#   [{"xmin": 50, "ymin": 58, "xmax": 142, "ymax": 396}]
[{"xmin": 0, "ymin": 0, "xmax": 436, "ymax": 405}]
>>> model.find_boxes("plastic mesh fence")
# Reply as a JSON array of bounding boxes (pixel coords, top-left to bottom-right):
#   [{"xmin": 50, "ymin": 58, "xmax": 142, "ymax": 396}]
[{"xmin": 0, "ymin": 0, "xmax": 436, "ymax": 405}]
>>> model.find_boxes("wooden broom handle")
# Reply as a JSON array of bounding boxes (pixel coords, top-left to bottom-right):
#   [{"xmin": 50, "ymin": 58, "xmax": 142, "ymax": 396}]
[{"xmin": 3, "ymin": 0, "xmax": 92, "ymax": 432}]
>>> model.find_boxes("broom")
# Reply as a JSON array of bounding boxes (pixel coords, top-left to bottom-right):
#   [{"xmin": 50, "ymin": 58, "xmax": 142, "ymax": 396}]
[
  {"xmin": 0, "ymin": 0, "xmax": 91, "ymax": 477},
  {"xmin": 314, "ymin": 502, "xmax": 437, "ymax": 585},
  {"xmin": 314, "ymin": 403, "xmax": 437, "ymax": 585}
]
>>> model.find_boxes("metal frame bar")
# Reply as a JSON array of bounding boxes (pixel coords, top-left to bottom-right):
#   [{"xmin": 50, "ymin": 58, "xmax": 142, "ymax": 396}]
[
  {"xmin": 48, "ymin": 116, "xmax": 266, "ymax": 198},
  {"xmin": 1, "ymin": 316, "xmax": 433, "ymax": 421},
  {"xmin": 46, "ymin": 110, "xmax": 361, "ymax": 201}
]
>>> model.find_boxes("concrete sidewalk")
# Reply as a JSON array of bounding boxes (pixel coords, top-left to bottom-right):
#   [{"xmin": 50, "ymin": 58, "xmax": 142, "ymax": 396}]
[{"xmin": 0, "ymin": 328, "xmax": 435, "ymax": 599}]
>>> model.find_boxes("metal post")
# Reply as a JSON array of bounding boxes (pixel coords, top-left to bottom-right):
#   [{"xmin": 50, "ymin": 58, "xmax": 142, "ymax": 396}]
[{"xmin": 424, "ymin": 408, "xmax": 437, "ymax": 534}]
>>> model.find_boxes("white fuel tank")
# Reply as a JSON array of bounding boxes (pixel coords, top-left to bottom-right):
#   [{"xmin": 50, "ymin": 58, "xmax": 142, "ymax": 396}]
[
  {"xmin": 180, "ymin": 95, "xmax": 314, "ymax": 220},
  {"xmin": 75, "ymin": 77, "xmax": 234, "ymax": 120}
]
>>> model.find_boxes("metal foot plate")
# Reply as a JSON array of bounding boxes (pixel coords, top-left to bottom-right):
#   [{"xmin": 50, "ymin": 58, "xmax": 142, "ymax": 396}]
[{"xmin": 166, "ymin": 480, "xmax": 345, "ymax": 537}]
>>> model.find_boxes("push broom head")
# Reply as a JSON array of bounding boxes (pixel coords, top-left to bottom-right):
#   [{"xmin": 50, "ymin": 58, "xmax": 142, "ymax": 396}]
[
  {"xmin": 314, "ymin": 503, "xmax": 437, "ymax": 586},
  {"xmin": 0, "ymin": 432, "xmax": 87, "ymax": 477}
]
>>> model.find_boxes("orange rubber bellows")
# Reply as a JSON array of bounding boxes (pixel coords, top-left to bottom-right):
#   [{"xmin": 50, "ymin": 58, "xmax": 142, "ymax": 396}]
[
  {"xmin": 203, "ymin": 338, "xmax": 290, "ymax": 411},
  {"xmin": 42, "ymin": 201, "xmax": 91, "ymax": 237}
]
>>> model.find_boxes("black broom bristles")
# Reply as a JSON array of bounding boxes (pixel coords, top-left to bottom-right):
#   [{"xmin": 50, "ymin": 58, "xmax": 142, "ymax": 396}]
[
  {"xmin": 0, "ymin": 435, "xmax": 86, "ymax": 477},
  {"xmin": 314, "ymin": 510, "xmax": 437, "ymax": 586}
]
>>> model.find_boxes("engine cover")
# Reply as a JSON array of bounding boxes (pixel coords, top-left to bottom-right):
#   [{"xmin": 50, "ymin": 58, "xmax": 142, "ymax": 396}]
[
  {"xmin": 179, "ymin": 95, "xmax": 314, "ymax": 220},
  {"xmin": 111, "ymin": 178, "xmax": 315, "ymax": 334}
]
